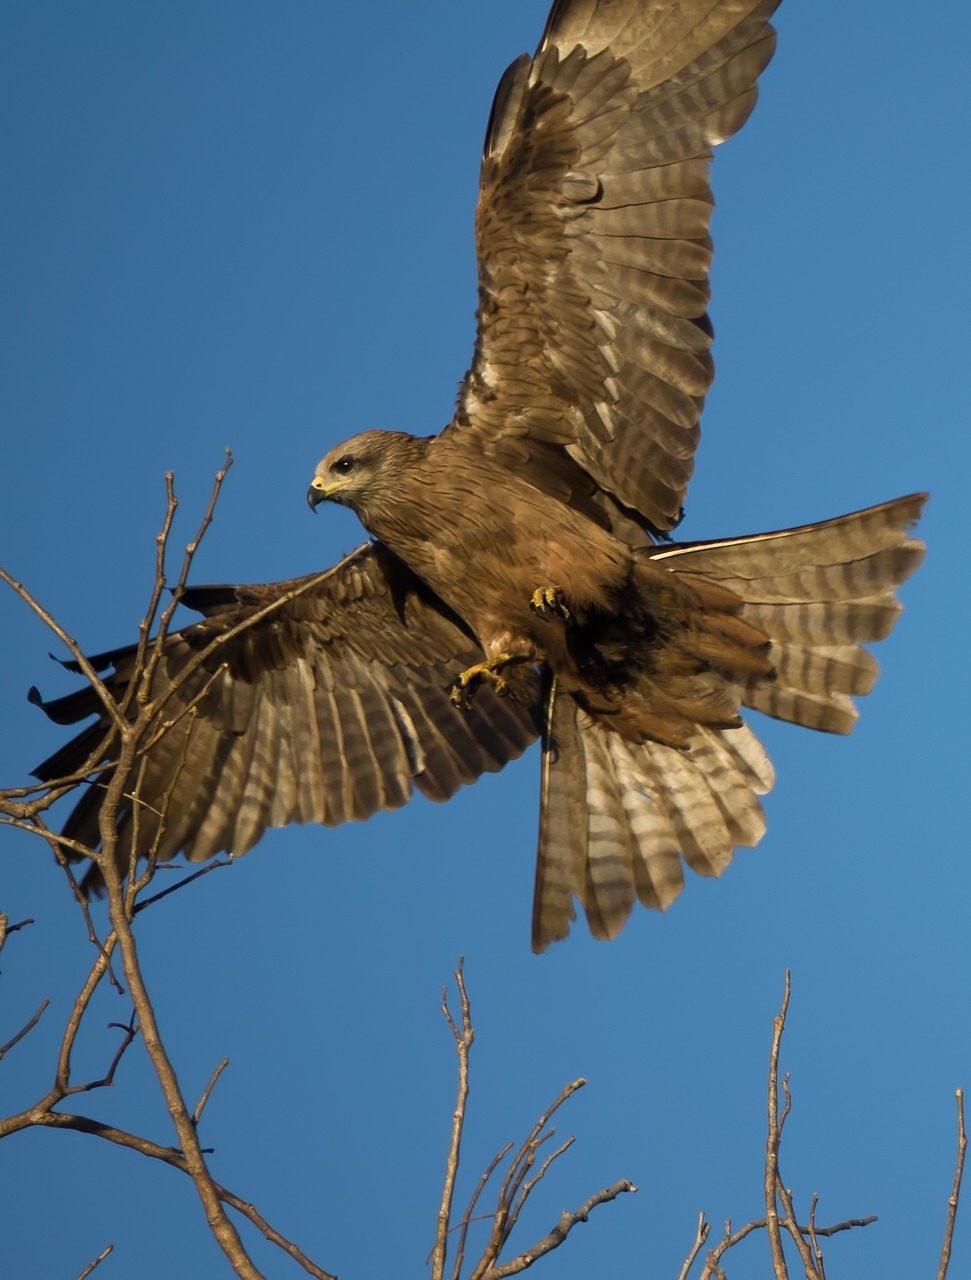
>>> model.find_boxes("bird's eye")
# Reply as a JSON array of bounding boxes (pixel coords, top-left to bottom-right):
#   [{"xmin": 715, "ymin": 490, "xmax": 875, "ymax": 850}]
[{"xmin": 334, "ymin": 456, "xmax": 355, "ymax": 475}]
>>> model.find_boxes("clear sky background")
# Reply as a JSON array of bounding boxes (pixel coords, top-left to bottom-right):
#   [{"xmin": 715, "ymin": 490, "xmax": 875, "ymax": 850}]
[{"xmin": 1, "ymin": 2, "xmax": 968, "ymax": 1277}]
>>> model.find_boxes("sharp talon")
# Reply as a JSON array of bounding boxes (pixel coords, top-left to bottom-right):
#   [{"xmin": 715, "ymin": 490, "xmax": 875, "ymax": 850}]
[
  {"xmin": 529, "ymin": 584, "xmax": 571, "ymax": 623},
  {"xmin": 450, "ymin": 654, "xmax": 514, "ymax": 710}
]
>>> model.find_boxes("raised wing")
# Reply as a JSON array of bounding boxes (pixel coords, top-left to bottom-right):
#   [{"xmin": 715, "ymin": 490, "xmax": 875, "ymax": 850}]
[
  {"xmin": 455, "ymin": 0, "xmax": 780, "ymax": 533},
  {"xmin": 32, "ymin": 542, "xmax": 540, "ymax": 880}
]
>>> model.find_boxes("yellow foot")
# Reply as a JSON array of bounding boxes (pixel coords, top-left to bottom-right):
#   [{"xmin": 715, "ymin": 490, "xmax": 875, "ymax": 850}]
[
  {"xmin": 449, "ymin": 654, "xmax": 513, "ymax": 711},
  {"xmin": 529, "ymin": 584, "xmax": 571, "ymax": 623}
]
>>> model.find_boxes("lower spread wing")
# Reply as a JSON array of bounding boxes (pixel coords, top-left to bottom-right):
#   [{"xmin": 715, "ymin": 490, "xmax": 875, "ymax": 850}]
[
  {"xmin": 454, "ymin": 0, "xmax": 780, "ymax": 534},
  {"xmin": 32, "ymin": 542, "xmax": 541, "ymax": 872}
]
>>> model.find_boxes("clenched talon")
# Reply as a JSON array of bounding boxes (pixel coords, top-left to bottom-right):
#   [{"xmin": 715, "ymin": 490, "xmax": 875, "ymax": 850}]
[
  {"xmin": 449, "ymin": 655, "xmax": 513, "ymax": 711},
  {"xmin": 530, "ymin": 584, "xmax": 571, "ymax": 623}
]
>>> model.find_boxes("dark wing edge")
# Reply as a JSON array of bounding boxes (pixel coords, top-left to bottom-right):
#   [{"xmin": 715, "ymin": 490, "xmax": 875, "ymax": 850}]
[
  {"xmin": 31, "ymin": 542, "xmax": 541, "ymax": 878},
  {"xmin": 453, "ymin": 0, "xmax": 782, "ymax": 534}
]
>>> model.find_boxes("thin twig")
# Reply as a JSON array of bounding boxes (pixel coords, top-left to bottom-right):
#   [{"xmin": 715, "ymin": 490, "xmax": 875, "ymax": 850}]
[
  {"xmin": 158, "ymin": 451, "xmax": 235, "ymax": 637},
  {"xmin": 74, "ymin": 1243, "xmax": 113, "ymax": 1280},
  {"xmin": 125, "ymin": 470, "xmax": 181, "ymax": 715},
  {"xmin": 136, "ymin": 664, "xmax": 227, "ymax": 759},
  {"xmin": 48, "ymin": 827, "xmax": 124, "ymax": 993},
  {"xmin": 765, "ymin": 970, "xmax": 791, "ymax": 1279},
  {"xmin": 194, "ymin": 1058, "xmax": 230, "ymax": 1126},
  {"xmin": 127, "ymin": 711, "xmax": 199, "ymax": 914},
  {"xmin": 0, "ymin": 814, "xmax": 111, "ymax": 864},
  {"xmin": 501, "ymin": 1133, "xmax": 576, "ymax": 1249},
  {"xmin": 699, "ymin": 1215, "xmax": 876, "ymax": 1278},
  {"xmin": 96, "ymin": 1013, "xmax": 139, "ymax": 1085},
  {"xmin": 481, "ymin": 1179, "xmax": 637, "ymax": 1278},
  {"xmin": 519, "ymin": 1135, "xmax": 575, "ymax": 1204},
  {"xmin": 90, "ymin": 712, "xmax": 264, "ymax": 1280},
  {"xmin": 469, "ymin": 1079, "xmax": 588, "ymax": 1280},
  {"xmin": 0, "ymin": 914, "xmax": 34, "ymax": 955},
  {"xmin": 58, "ymin": 1015, "xmax": 140, "ymax": 1100},
  {"xmin": 938, "ymin": 1088, "xmax": 967, "ymax": 1280},
  {"xmin": 808, "ymin": 1195, "xmax": 826, "ymax": 1280},
  {"xmin": 678, "ymin": 1211, "xmax": 711, "ymax": 1280},
  {"xmin": 0, "ymin": 566, "xmax": 127, "ymax": 734},
  {"xmin": 779, "ymin": 1072, "xmax": 792, "ymax": 1134},
  {"xmin": 449, "ymin": 1141, "xmax": 515, "ymax": 1280},
  {"xmin": 432, "ymin": 958, "xmax": 474, "ymax": 1280},
  {"xmin": 0, "ymin": 998, "xmax": 50, "ymax": 1059},
  {"xmin": 700, "ymin": 1218, "xmax": 735, "ymax": 1280},
  {"xmin": 133, "ymin": 859, "xmax": 232, "ymax": 914},
  {"xmin": 775, "ymin": 1171, "xmax": 818, "ymax": 1278},
  {"xmin": 23, "ymin": 1111, "xmax": 335, "ymax": 1280},
  {"xmin": 127, "ymin": 455, "xmax": 232, "ymax": 720}
]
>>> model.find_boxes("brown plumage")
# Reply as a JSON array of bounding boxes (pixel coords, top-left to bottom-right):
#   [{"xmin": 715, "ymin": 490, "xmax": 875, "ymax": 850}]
[{"xmin": 33, "ymin": 0, "xmax": 925, "ymax": 949}]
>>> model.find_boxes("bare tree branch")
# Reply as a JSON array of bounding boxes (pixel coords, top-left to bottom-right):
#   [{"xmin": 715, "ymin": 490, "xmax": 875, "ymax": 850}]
[
  {"xmin": 0, "ymin": 566, "xmax": 127, "ymax": 734},
  {"xmin": 94, "ymin": 772, "xmax": 264, "ymax": 1277},
  {"xmin": 0, "ymin": 914, "xmax": 34, "ymax": 955},
  {"xmin": 25, "ymin": 1110, "xmax": 335, "ymax": 1280},
  {"xmin": 939, "ymin": 1088, "xmax": 967, "ymax": 1280},
  {"xmin": 808, "ymin": 1195, "xmax": 826, "ymax": 1280},
  {"xmin": 678, "ymin": 1212, "xmax": 711, "ymax": 1280},
  {"xmin": 0, "ymin": 997, "xmax": 50, "ymax": 1060},
  {"xmin": 449, "ymin": 1143, "xmax": 514, "ymax": 1280},
  {"xmin": 765, "ymin": 969, "xmax": 791, "ymax": 1278},
  {"xmin": 74, "ymin": 1242, "xmax": 113, "ymax": 1280},
  {"xmin": 194, "ymin": 1057, "xmax": 230, "ymax": 1127},
  {"xmin": 432, "ymin": 958, "xmax": 475, "ymax": 1280},
  {"xmin": 133, "ymin": 858, "xmax": 233, "ymax": 915},
  {"xmin": 0, "ymin": 464, "xmax": 347, "ymax": 1279},
  {"xmin": 481, "ymin": 1179, "xmax": 637, "ymax": 1279}
]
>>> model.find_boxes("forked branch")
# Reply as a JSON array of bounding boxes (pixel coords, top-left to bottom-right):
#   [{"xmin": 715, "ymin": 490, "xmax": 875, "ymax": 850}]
[{"xmin": 433, "ymin": 963, "xmax": 635, "ymax": 1280}]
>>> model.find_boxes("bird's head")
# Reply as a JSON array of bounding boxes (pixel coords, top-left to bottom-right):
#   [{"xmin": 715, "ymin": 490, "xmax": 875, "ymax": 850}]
[{"xmin": 308, "ymin": 430, "xmax": 427, "ymax": 531}]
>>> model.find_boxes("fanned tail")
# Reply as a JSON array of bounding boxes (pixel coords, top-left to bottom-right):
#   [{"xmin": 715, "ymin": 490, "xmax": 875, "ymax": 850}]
[
  {"xmin": 655, "ymin": 493, "xmax": 927, "ymax": 734},
  {"xmin": 532, "ymin": 494, "xmax": 926, "ymax": 951},
  {"xmin": 534, "ymin": 684, "xmax": 773, "ymax": 951}
]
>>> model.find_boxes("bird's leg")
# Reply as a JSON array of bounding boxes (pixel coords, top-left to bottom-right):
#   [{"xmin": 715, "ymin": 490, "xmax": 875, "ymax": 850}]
[
  {"xmin": 529, "ymin": 584, "xmax": 572, "ymax": 624},
  {"xmin": 450, "ymin": 652, "xmax": 517, "ymax": 710}
]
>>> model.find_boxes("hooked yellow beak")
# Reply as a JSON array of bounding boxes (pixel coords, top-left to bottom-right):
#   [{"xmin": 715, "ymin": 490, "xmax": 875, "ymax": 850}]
[{"xmin": 307, "ymin": 475, "xmax": 349, "ymax": 511}]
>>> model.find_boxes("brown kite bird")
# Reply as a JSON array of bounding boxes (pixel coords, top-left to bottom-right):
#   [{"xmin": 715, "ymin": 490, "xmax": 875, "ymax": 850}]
[{"xmin": 34, "ymin": 0, "xmax": 925, "ymax": 950}]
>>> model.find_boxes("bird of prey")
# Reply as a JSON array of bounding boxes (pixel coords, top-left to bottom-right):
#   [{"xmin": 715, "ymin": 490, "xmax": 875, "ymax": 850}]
[{"xmin": 33, "ymin": 0, "xmax": 925, "ymax": 951}]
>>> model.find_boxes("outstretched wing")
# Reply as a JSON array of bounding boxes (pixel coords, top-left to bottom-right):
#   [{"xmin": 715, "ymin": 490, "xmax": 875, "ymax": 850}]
[
  {"xmin": 454, "ymin": 0, "xmax": 780, "ymax": 533},
  {"xmin": 33, "ymin": 542, "xmax": 540, "ymax": 875}
]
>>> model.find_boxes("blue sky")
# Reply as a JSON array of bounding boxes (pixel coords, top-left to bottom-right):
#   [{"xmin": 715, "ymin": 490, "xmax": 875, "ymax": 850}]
[{"xmin": 1, "ymin": 2, "xmax": 968, "ymax": 1276}]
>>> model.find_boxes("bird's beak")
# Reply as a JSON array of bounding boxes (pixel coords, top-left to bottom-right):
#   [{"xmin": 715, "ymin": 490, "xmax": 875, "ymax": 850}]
[{"xmin": 307, "ymin": 476, "xmax": 347, "ymax": 513}]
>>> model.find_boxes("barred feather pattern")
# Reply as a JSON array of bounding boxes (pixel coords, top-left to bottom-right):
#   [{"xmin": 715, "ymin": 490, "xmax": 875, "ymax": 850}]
[
  {"xmin": 32, "ymin": 543, "xmax": 541, "ymax": 889},
  {"xmin": 532, "ymin": 494, "xmax": 925, "ymax": 951},
  {"xmin": 458, "ymin": 0, "xmax": 783, "ymax": 532},
  {"xmin": 535, "ymin": 689, "xmax": 773, "ymax": 949}
]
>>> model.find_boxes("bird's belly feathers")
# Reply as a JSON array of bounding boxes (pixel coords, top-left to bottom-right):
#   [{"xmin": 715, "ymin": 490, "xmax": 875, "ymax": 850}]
[{"xmin": 366, "ymin": 470, "xmax": 633, "ymax": 660}]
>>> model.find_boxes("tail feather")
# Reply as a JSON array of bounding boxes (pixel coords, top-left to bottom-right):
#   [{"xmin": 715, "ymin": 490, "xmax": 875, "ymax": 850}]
[
  {"xmin": 655, "ymin": 494, "xmax": 926, "ymax": 582},
  {"xmin": 532, "ymin": 495, "xmax": 924, "ymax": 949},
  {"xmin": 533, "ymin": 690, "xmax": 773, "ymax": 951},
  {"xmin": 657, "ymin": 493, "xmax": 926, "ymax": 734},
  {"xmin": 731, "ymin": 598, "xmax": 903, "ymax": 646},
  {"xmin": 533, "ymin": 678, "xmax": 588, "ymax": 945},
  {"xmin": 578, "ymin": 722, "xmax": 639, "ymax": 941}
]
